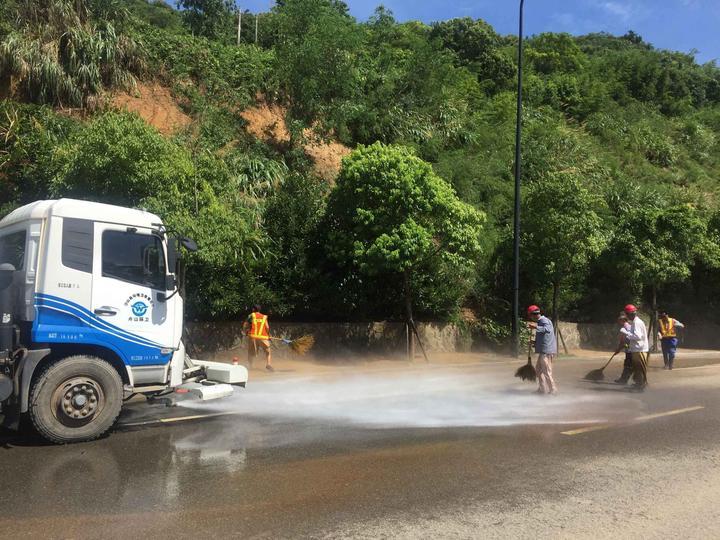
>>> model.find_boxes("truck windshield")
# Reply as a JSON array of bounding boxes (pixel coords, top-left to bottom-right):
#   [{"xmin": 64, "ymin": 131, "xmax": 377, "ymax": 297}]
[
  {"xmin": 102, "ymin": 230, "xmax": 166, "ymax": 290},
  {"xmin": 0, "ymin": 230, "xmax": 26, "ymax": 270}
]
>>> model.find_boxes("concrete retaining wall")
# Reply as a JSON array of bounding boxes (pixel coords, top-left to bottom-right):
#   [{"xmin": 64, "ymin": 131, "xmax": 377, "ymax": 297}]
[
  {"xmin": 559, "ymin": 320, "xmax": 720, "ymax": 351},
  {"xmin": 186, "ymin": 319, "xmax": 719, "ymax": 361},
  {"xmin": 185, "ymin": 321, "xmax": 465, "ymax": 361}
]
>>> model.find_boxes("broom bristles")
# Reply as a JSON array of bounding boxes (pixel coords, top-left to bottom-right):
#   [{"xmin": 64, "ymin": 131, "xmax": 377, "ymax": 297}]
[
  {"xmin": 584, "ymin": 368, "xmax": 605, "ymax": 381},
  {"xmin": 289, "ymin": 334, "xmax": 314, "ymax": 355},
  {"xmin": 515, "ymin": 362, "xmax": 537, "ymax": 382}
]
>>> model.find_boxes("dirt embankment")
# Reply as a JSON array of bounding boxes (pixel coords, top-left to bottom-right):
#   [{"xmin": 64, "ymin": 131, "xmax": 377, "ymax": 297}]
[
  {"xmin": 241, "ymin": 101, "xmax": 351, "ymax": 181},
  {"xmin": 112, "ymin": 82, "xmax": 192, "ymax": 135},
  {"xmin": 112, "ymin": 84, "xmax": 349, "ymax": 179}
]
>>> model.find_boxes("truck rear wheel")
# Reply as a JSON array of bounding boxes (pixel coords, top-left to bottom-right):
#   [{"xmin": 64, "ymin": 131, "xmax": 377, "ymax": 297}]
[{"xmin": 29, "ymin": 355, "xmax": 123, "ymax": 444}]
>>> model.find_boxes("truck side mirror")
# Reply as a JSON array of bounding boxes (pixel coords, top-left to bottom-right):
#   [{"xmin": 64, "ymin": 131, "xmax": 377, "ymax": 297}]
[
  {"xmin": 180, "ymin": 237, "xmax": 198, "ymax": 252},
  {"xmin": 167, "ymin": 237, "xmax": 178, "ymax": 273},
  {"xmin": 165, "ymin": 274, "xmax": 177, "ymax": 292}
]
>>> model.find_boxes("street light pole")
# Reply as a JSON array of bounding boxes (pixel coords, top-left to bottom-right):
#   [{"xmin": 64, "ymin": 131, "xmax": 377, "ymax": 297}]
[{"xmin": 512, "ymin": 0, "xmax": 525, "ymax": 357}]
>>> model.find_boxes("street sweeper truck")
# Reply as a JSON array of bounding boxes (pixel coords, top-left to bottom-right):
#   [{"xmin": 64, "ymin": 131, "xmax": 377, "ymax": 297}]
[{"xmin": 0, "ymin": 199, "xmax": 248, "ymax": 443}]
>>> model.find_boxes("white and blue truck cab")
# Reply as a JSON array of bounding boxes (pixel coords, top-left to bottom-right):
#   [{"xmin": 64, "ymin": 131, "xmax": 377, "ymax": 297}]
[{"xmin": 0, "ymin": 199, "xmax": 247, "ymax": 443}]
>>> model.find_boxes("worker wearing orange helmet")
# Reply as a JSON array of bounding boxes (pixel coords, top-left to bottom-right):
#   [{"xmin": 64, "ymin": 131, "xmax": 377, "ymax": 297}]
[
  {"xmin": 243, "ymin": 304, "xmax": 274, "ymax": 372},
  {"xmin": 619, "ymin": 304, "xmax": 649, "ymax": 390},
  {"xmin": 526, "ymin": 305, "xmax": 557, "ymax": 395}
]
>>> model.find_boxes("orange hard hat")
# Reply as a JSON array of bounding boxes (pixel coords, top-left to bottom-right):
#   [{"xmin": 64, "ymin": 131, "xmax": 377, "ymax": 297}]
[
  {"xmin": 527, "ymin": 305, "xmax": 541, "ymax": 315},
  {"xmin": 624, "ymin": 304, "xmax": 637, "ymax": 314}
]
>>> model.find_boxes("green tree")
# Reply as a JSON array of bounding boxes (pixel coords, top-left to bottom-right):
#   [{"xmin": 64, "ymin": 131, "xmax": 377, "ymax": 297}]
[
  {"xmin": 522, "ymin": 174, "xmax": 608, "ymax": 329},
  {"xmin": 50, "ymin": 111, "xmax": 195, "ymax": 204},
  {"xmin": 527, "ymin": 33, "xmax": 586, "ymax": 74},
  {"xmin": 272, "ymin": 0, "xmax": 362, "ymax": 122},
  {"xmin": 606, "ymin": 204, "xmax": 719, "ymax": 346},
  {"xmin": 323, "ymin": 143, "xmax": 484, "ymax": 355},
  {"xmin": 176, "ymin": 0, "xmax": 234, "ymax": 41},
  {"xmin": 429, "ymin": 17, "xmax": 514, "ymax": 92},
  {"xmin": 264, "ymin": 173, "xmax": 329, "ymax": 315}
]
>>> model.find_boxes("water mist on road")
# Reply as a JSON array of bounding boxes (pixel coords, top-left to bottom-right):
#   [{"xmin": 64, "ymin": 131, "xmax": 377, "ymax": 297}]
[{"xmin": 177, "ymin": 367, "xmax": 643, "ymax": 429}]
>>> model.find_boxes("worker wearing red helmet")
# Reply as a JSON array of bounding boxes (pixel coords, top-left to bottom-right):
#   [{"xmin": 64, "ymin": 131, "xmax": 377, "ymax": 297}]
[
  {"xmin": 619, "ymin": 304, "xmax": 649, "ymax": 390},
  {"xmin": 526, "ymin": 305, "xmax": 558, "ymax": 395}
]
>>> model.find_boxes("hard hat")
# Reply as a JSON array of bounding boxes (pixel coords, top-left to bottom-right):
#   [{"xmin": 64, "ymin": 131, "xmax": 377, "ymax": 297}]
[
  {"xmin": 527, "ymin": 305, "xmax": 541, "ymax": 315},
  {"xmin": 624, "ymin": 304, "xmax": 637, "ymax": 313}
]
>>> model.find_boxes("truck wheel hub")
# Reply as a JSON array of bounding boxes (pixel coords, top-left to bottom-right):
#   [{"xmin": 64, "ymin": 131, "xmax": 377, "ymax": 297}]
[{"xmin": 53, "ymin": 378, "xmax": 105, "ymax": 425}]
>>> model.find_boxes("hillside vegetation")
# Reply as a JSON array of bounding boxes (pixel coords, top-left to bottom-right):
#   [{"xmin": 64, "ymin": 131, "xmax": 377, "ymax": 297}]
[{"xmin": 1, "ymin": 0, "xmax": 720, "ymax": 341}]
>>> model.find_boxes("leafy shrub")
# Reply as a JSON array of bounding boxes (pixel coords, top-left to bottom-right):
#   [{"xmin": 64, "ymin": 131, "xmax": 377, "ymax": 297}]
[
  {"xmin": 0, "ymin": 102, "xmax": 79, "ymax": 211},
  {"xmin": 51, "ymin": 111, "xmax": 194, "ymax": 204}
]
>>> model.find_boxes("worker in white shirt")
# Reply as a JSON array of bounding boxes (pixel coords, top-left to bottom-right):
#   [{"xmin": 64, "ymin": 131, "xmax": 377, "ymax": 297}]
[
  {"xmin": 619, "ymin": 304, "xmax": 649, "ymax": 390},
  {"xmin": 614, "ymin": 312, "xmax": 633, "ymax": 385},
  {"xmin": 658, "ymin": 310, "xmax": 685, "ymax": 370}
]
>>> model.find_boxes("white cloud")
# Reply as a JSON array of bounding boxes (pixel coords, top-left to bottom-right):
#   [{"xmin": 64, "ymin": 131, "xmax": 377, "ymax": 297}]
[{"xmin": 600, "ymin": 1, "xmax": 633, "ymax": 21}]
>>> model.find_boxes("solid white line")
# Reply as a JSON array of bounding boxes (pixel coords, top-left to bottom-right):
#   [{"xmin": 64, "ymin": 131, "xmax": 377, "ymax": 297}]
[
  {"xmin": 121, "ymin": 411, "xmax": 236, "ymax": 427},
  {"xmin": 561, "ymin": 405, "xmax": 705, "ymax": 436}
]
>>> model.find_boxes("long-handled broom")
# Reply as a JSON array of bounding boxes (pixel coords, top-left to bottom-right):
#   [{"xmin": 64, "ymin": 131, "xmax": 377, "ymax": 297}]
[
  {"xmin": 270, "ymin": 335, "xmax": 315, "ymax": 355},
  {"xmin": 584, "ymin": 352, "xmax": 617, "ymax": 381},
  {"xmin": 515, "ymin": 335, "xmax": 537, "ymax": 382}
]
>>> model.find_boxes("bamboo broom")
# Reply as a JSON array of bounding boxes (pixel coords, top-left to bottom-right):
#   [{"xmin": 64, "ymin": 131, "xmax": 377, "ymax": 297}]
[
  {"xmin": 584, "ymin": 352, "xmax": 617, "ymax": 381},
  {"xmin": 270, "ymin": 335, "xmax": 315, "ymax": 355},
  {"xmin": 515, "ymin": 332, "xmax": 537, "ymax": 382}
]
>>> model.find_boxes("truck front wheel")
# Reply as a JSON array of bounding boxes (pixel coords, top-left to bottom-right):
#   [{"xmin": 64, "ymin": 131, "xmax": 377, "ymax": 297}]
[{"xmin": 29, "ymin": 355, "xmax": 123, "ymax": 443}]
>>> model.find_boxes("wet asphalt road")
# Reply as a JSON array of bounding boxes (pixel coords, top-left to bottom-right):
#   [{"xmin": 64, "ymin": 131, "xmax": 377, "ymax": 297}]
[{"xmin": 2, "ymin": 355, "xmax": 720, "ymax": 539}]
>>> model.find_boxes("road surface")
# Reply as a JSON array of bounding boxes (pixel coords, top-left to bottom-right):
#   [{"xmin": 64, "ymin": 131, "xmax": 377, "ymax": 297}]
[{"xmin": 2, "ymin": 353, "xmax": 720, "ymax": 539}]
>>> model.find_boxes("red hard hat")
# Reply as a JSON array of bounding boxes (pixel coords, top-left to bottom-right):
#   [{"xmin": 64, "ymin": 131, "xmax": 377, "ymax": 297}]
[
  {"xmin": 527, "ymin": 305, "xmax": 541, "ymax": 315},
  {"xmin": 624, "ymin": 304, "xmax": 637, "ymax": 313}
]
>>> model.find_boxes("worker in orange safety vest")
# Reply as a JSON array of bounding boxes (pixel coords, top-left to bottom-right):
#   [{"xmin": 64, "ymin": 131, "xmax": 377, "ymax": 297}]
[
  {"xmin": 243, "ymin": 305, "xmax": 274, "ymax": 372},
  {"xmin": 658, "ymin": 310, "xmax": 685, "ymax": 370}
]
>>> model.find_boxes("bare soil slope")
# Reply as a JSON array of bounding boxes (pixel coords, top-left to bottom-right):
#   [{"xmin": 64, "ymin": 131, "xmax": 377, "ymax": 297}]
[
  {"xmin": 112, "ymin": 82, "xmax": 191, "ymax": 135},
  {"xmin": 241, "ymin": 100, "xmax": 350, "ymax": 181}
]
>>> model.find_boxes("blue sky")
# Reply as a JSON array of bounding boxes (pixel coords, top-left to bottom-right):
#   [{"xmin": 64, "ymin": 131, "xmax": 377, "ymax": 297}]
[{"xmin": 236, "ymin": 0, "xmax": 719, "ymax": 64}]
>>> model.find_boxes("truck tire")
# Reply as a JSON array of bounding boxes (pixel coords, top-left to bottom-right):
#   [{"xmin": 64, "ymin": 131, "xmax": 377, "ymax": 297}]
[{"xmin": 29, "ymin": 355, "xmax": 123, "ymax": 444}]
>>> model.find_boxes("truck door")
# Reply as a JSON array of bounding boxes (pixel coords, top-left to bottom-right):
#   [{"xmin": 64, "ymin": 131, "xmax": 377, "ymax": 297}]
[{"xmin": 91, "ymin": 223, "xmax": 174, "ymax": 366}]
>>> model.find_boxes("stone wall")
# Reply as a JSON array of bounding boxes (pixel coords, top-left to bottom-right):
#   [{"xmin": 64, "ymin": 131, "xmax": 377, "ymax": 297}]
[
  {"xmin": 558, "ymin": 322, "xmax": 617, "ymax": 351},
  {"xmin": 185, "ymin": 321, "xmax": 465, "ymax": 361},
  {"xmin": 559, "ymin": 320, "xmax": 720, "ymax": 351},
  {"xmin": 185, "ymin": 319, "xmax": 719, "ymax": 361}
]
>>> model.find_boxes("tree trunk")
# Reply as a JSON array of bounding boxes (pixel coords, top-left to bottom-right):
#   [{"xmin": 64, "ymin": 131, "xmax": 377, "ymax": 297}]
[
  {"xmin": 403, "ymin": 270, "xmax": 415, "ymax": 361},
  {"xmin": 651, "ymin": 284, "xmax": 658, "ymax": 353},
  {"xmin": 403, "ymin": 270, "xmax": 430, "ymax": 362},
  {"xmin": 552, "ymin": 281, "xmax": 559, "ymax": 331},
  {"xmin": 551, "ymin": 281, "xmax": 567, "ymax": 354}
]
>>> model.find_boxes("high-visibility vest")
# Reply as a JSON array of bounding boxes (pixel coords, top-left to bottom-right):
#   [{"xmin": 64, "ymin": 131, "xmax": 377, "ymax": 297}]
[
  {"xmin": 659, "ymin": 317, "xmax": 677, "ymax": 338},
  {"xmin": 248, "ymin": 312, "xmax": 269, "ymax": 339}
]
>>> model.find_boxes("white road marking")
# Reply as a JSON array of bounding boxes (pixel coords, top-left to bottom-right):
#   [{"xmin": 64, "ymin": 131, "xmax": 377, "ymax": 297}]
[
  {"xmin": 635, "ymin": 405, "xmax": 705, "ymax": 421},
  {"xmin": 562, "ymin": 406, "xmax": 705, "ymax": 436},
  {"xmin": 121, "ymin": 411, "xmax": 235, "ymax": 427},
  {"xmin": 561, "ymin": 425, "xmax": 614, "ymax": 436}
]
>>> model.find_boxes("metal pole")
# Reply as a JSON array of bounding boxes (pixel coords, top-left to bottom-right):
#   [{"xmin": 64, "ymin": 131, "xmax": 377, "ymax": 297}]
[{"xmin": 512, "ymin": 0, "xmax": 525, "ymax": 357}]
